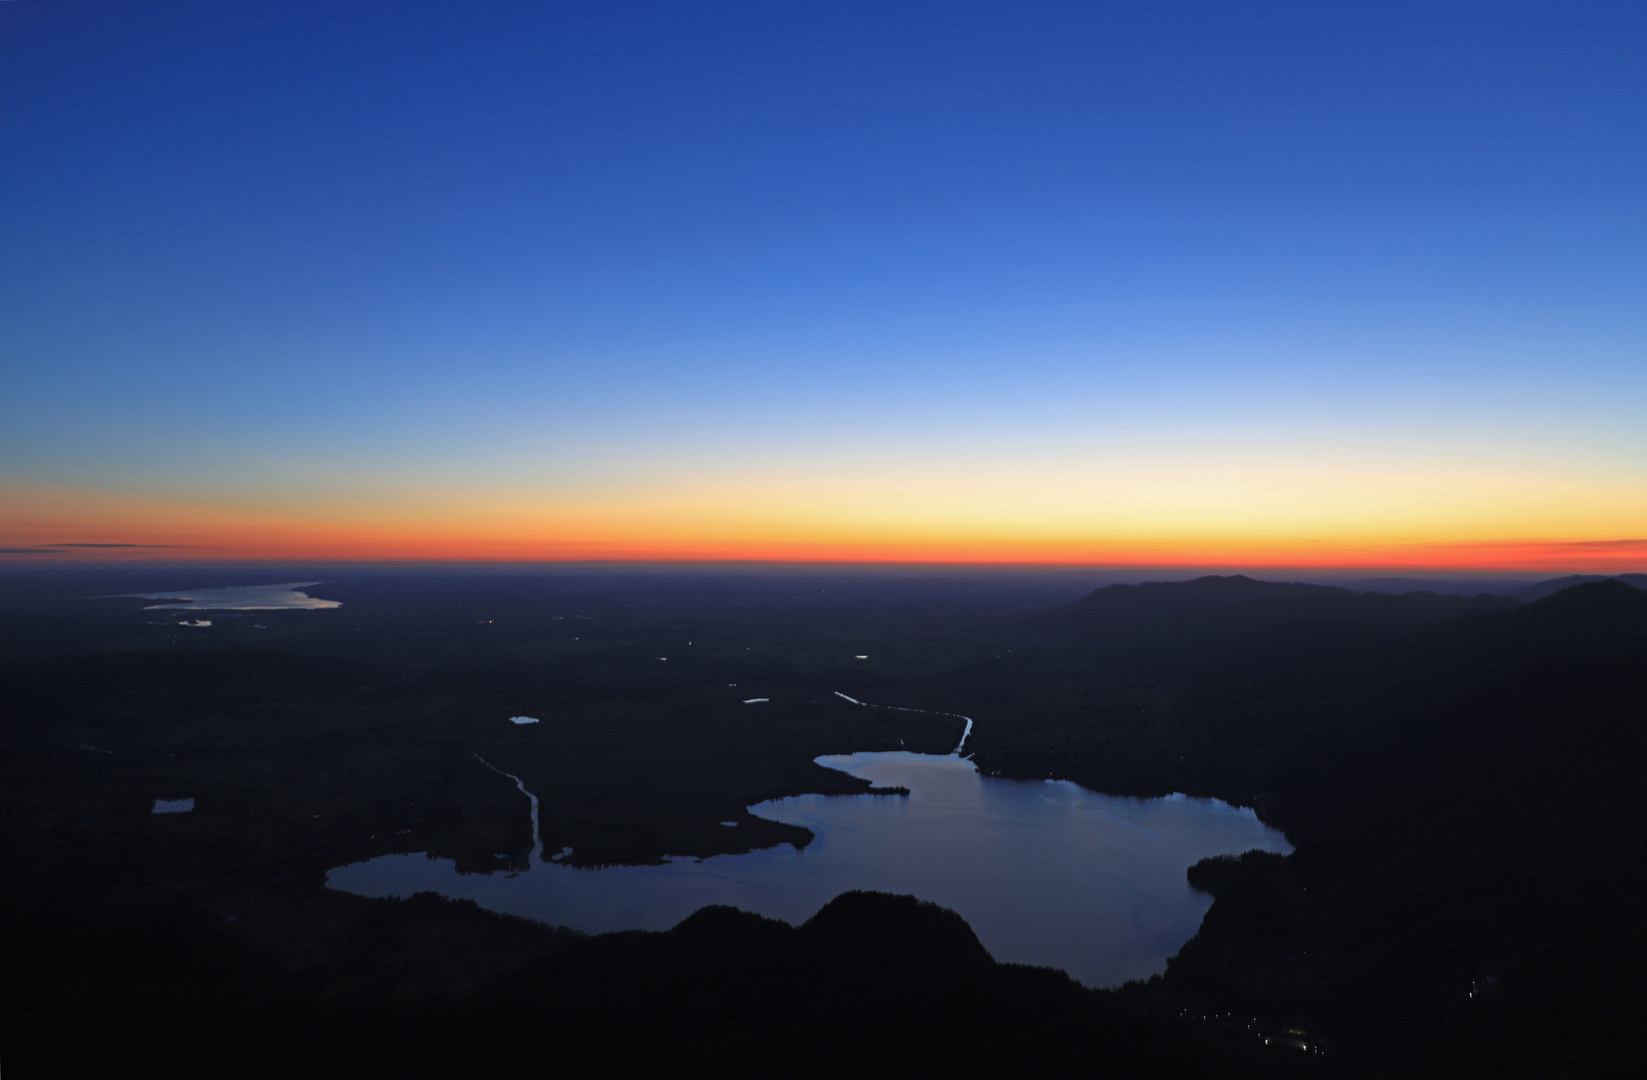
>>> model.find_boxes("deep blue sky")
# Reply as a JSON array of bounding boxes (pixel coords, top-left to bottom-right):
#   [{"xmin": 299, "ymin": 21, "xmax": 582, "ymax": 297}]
[{"xmin": 3, "ymin": 1, "xmax": 1644, "ymax": 564}]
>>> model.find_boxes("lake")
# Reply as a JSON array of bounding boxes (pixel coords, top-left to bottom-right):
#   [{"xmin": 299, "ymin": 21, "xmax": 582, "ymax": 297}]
[
  {"xmin": 113, "ymin": 582, "xmax": 341, "ymax": 610},
  {"xmin": 327, "ymin": 749, "xmax": 1288, "ymax": 987}
]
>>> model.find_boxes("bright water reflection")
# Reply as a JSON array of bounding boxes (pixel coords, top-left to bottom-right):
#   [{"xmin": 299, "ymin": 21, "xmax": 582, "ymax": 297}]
[{"xmin": 326, "ymin": 751, "xmax": 1288, "ymax": 987}]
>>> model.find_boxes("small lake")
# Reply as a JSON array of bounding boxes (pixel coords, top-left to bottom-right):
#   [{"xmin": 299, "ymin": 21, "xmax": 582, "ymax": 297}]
[
  {"xmin": 113, "ymin": 582, "xmax": 341, "ymax": 611},
  {"xmin": 327, "ymin": 751, "xmax": 1288, "ymax": 987}
]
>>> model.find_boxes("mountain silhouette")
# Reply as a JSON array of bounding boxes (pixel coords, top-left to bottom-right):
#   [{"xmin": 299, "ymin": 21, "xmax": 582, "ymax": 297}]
[
  {"xmin": 1042, "ymin": 574, "xmax": 1518, "ymax": 651},
  {"xmin": 1392, "ymin": 578, "xmax": 1647, "ymax": 695},
  {"xmin": 1510, "ymin": 572, "xmax": 1647, "ymax": 602}
]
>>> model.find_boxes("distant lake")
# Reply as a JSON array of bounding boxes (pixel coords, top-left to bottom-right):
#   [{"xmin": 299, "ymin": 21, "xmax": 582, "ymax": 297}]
[
  {"xmin": 327, "ymin": 751, "xmax": 1288, "ymax": 987},
  {"xmin": 114, "ymin": 582, "xmax": 341, "ymax": 611}
]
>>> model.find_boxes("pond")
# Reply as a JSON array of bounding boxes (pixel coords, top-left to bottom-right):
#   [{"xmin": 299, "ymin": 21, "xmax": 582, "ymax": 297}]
[{"xmin": 326, "ymin": 749, "xmax": 1288, "ymax": 987}]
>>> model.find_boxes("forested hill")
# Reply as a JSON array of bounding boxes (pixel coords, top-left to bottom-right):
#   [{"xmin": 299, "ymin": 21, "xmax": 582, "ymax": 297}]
[
  {"xmin": 1510, "ymin": 572, "xmax": 1647, "ymax": 602},
  {"xmin": 1039, "ymin": 574, "xmax": 1520, "ymax": 650},
  {"xmin": 1431, "ymin": 576, "xmax": 1647, "ymax": 658}
]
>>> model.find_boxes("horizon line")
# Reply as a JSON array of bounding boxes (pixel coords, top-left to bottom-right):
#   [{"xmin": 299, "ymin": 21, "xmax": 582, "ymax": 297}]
[{"xmin": 1, "ymin": 557, "xmax": 1641, "ymax": 579}]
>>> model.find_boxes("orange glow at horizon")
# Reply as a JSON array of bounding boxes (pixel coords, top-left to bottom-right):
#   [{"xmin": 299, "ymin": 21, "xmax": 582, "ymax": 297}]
[{"xmin": 5, "ymin": 481, "xmax": 1644, "ymax": 574}]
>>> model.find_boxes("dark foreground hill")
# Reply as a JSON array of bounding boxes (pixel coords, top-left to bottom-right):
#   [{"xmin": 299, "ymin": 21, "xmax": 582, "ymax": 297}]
[{"xmin": 1, "ymin": 887, "xmax": 1310, "ymax": 1079}]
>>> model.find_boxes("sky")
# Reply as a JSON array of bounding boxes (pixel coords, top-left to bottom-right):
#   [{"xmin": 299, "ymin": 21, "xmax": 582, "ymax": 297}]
[{"xmin": 3, "ymin": 0, "xmax": 1645, "ymax": 570}]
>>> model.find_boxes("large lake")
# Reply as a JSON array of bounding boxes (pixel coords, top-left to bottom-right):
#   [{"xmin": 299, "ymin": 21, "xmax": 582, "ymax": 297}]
[
  {"xmin": 115, "ymin": 582, "xmax": 341, "ymax": 610},
  {"xmin": 327, "ymin": 750, "xmax": 1288, "ymax": 987}
]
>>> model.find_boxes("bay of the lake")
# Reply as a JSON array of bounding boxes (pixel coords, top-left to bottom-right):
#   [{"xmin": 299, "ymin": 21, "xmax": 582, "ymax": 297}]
[{"xmin": 326, "ymin": 750, "xmax": 1289, "ymax": 987}]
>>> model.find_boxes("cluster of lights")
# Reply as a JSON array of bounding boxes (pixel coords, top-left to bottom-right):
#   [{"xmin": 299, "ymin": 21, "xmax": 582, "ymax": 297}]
[{"xmin": 1177, "ymin": 1009, "xmax": 1329, "ymax": 1056}]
